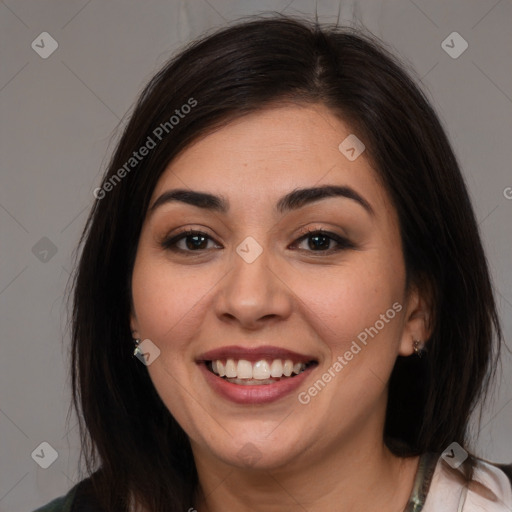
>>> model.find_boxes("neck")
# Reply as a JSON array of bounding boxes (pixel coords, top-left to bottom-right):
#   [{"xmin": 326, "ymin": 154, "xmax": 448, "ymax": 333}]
[{"xmin": 192, "ymin": 431, "xmax": 419, "ymax": 512}]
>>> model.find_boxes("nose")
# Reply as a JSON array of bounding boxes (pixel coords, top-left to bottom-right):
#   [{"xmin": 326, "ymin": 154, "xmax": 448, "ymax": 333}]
[{"xmin": 213, "ymin": 241, "xmax": 293, "ymax": 330}]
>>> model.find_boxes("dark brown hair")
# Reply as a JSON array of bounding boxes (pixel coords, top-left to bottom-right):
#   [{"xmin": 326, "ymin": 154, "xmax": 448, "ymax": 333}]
[{"xmin": 69, "ymin": 14, "xmax": 502, "ymax": 511}]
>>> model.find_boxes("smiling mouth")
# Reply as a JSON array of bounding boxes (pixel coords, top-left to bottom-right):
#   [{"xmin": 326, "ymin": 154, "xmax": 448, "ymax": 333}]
[{"xmin": 205, "ymin": 358, "xmax": 318, "ymax": 385}]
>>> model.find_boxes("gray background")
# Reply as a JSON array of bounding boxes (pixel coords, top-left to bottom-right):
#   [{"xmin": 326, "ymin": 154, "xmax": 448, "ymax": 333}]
[{"xmin": 0, "ymin": 0, "xmax": 511, "ymax": 510}]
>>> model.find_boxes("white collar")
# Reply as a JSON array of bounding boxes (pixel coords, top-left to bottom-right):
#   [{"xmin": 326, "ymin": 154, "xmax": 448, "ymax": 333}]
[{"xmin": 422, "ymin": 456, "xmax": 512, "ymax": 511}]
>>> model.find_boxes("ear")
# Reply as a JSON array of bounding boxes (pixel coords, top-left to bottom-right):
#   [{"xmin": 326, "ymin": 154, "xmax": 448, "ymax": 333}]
[{"xmin": 398, "ymin": 283, "xmax": 433, "ymax": 356}]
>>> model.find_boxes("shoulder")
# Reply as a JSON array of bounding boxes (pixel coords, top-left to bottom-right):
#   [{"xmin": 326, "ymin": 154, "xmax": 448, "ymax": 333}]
[
  {"xmin": 423, "ymin": 454, "xmax": 512, "ymax": 511},
  {"xmin": 32, "ymin": 477, "xmax": 104, "ymax": 512}
]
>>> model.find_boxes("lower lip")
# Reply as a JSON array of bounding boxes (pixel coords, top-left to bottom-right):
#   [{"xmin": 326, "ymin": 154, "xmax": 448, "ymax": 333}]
[{"xmin": 198, "ymin": 363, "xmax": 315, "ymax": 404}]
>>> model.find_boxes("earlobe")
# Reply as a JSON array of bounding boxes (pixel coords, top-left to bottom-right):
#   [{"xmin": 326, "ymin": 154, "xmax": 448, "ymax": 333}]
[
  {"xmin": 398, "ymin": 286, "xmax": 433, "ymax": 357},
  {"xmin": 130, "ymin": 313, "xmax": 139, "ymax": 339}
]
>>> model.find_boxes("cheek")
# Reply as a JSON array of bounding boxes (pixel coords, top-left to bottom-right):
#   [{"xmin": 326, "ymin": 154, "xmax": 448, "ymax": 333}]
[
  {"xmin": 130, "ymin": 256, "xmax": 218, "ymax": 435},
  {"xmin": 287, "ymin": 257, "xmax": 405, "ymax": 423},
  {"xmin": 286, "ymin": 252, "xmax": 405, "ymax": 360},
  {"xmin": 130, "ymin": 256, "xmax": 216, "ymax": 352}
]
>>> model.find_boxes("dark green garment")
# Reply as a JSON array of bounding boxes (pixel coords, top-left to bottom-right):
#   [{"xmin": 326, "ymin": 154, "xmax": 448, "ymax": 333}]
[
  {"xmin": 33, "ymin": 485, "xmax": 79, "ymax": 512},
  {"xmin": 33, "ymin": 478, "xmax": 98, "ymax": 512}
]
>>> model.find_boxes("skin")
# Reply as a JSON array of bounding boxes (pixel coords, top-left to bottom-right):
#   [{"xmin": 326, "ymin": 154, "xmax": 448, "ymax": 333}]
[{"xmin": 130, "ymin": 103, "xmax": 431, "ymax": 512}]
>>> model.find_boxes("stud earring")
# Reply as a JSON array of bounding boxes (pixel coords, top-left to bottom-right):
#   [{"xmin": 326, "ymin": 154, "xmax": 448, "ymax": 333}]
[
  {"xmin": 413, "ymin": 339, "xmax": 424, "ymax": 357},
  {"xmin": 133, "ymin": 338, "xmax": 142, "ymax": 357}
]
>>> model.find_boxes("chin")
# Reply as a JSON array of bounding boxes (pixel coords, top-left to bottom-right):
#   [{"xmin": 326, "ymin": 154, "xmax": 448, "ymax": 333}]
[{"xmin": 201, "ymin": 430, "xmax": 308, "ymax": 471}]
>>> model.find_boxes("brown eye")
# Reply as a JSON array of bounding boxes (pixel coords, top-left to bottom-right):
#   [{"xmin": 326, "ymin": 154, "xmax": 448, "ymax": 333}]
[
  {"xmin": 293, "ymin": 229, "xmax": 355, "ymax": 253},
  {"xmin": 161, "ymin": 230, "xmax": 221, "ymax": 252}
]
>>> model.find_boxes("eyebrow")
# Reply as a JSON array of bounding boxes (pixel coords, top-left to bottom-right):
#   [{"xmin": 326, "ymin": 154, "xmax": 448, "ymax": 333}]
[{"xmin": 149, "ymin": 185, "xmax": 374, "ymax": 217}]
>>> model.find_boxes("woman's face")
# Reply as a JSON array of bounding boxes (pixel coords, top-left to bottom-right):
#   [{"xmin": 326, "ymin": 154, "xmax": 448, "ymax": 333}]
[{"xmin": 130, "ymin": 104, "xmax": 426, "ymax": 471}]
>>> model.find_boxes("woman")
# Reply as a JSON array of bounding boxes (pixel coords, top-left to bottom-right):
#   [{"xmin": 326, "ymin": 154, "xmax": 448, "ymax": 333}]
[{"xmin": 35, "ymin": 14, "xmax": 511, "ymax": 512}]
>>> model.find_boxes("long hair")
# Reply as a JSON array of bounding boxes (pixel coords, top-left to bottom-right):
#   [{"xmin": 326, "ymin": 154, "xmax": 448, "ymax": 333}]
[{"xmin": 69, "ymin": 14, "xmax": 502, "ymax": 511}]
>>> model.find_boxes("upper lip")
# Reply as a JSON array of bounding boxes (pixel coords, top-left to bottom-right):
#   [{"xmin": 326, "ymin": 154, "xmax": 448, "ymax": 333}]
[{"xmin": 197, "ymin": 345, "xmax": 317, "ymax": 364}]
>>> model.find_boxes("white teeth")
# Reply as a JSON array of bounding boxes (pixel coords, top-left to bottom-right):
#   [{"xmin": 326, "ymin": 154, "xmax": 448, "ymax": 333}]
[
  {"xmin": 293, "ymin": 363, "xmax": 305, "ymax": 374},
  {"xmin": 253, "ymin": 360, "xmax": 270, "ymax": 380},
  {"xmin": 217, "ymin": 360, "xmax": 225, "ymax": 377},
  {"xmin": 270, "ymin": 359, "xmax": 283, "ymax": 378},
  {"xmin": 237, "ymin": 359, "xmax": 253, "ymax": 379},
  {"xmin": 225, "ymin": 359, "xmax": 237, "ymax": 378},
  {"xmin": 210, "ymin": 358, "xmax": 311, "ymax": 380}
]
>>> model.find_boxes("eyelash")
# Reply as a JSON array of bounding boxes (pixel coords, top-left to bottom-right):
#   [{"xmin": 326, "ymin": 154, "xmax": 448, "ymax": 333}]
[{"xmin": 160, "ymin": 227, "xmax": 355, "ymax": 255}]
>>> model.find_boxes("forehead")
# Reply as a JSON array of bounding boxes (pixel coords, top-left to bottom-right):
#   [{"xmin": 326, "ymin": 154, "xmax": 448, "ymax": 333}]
[{"xmin": 151, "ymin": 104, "xmax": 389, "ymax": 216}]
